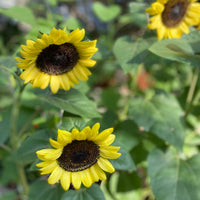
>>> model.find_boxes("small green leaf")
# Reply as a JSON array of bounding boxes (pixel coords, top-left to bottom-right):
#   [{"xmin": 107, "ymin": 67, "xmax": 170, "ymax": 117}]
[
  {"xmin": 0, "ymin": 6, "xmax": 36, "ymax": 26},
  {"xmin": 38, "ymin": 89, "xmax": 101, "ymax": 119},
  {"xmin": 93, "ymin": 2, "xmax": 121, "ymax": 22},
  {"xmin": 61, "ymin": 183, "xmax": 105, "ymax": 200},
  {"xmin": 129, "ymin": 93, "xmax": 186, "ymax": 150},
  {"xmin": 148, "ymin": 149, "xmax": 200, "ymax": 200},
  {"xmin": 15, "ymin": 130, "xmax": 53, "ymax": 164},
  {"xmin": 28, "ymin": 179, "xmax": 63, "ymax": 200}
]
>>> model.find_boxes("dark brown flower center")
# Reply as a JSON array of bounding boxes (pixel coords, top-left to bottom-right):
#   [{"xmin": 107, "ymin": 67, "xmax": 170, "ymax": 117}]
[
  {"xmin": 57, "ymin": 140, "xmax": 100, "ymax": 172},
  {"xmin": 162, "ymin": 0, "xmax": 189, "ymax": 27},
  {"xmin": 36, "ymin": 43, "xmax": 79, "ymax": 75}
]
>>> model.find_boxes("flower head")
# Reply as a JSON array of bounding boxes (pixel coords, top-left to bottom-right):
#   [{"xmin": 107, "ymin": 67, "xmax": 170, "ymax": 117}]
[
  {"xmin": 36, "ymin": 123, "xmax": 121, "ymax": 191},
  {"xmin": 16, "ymin": 28, "xmax": 98, "ymax": 93},
  {"xmin": 146, "ymin": 0, "xmax": 200, "ymax": 40}
]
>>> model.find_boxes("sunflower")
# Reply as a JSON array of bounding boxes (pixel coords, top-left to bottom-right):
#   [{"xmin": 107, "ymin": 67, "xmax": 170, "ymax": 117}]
[
  {"xmin": 146, "ymin": 0, "xmax": 200, "ymax": 40},
  {"xmin": 15, "ymin": 28, "xmax": 98, "ymax": 94},
  {"xmin": 36, "ymin": 123, "xmax": 121, "ymax": 191}
]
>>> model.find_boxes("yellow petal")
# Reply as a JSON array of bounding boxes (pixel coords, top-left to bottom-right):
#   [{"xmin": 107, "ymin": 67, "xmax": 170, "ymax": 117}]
[
  {"xmin": 91, "ymin": 123, "xmax": 100, "ymax": 138},
  {"xmin": 157, "ymin": 25, "xmax": 166, "ymax": 41},
  {"xmin": 78, "ymin": 40, "xmax": 97, "ymax": 48},
  {"xmin": 71, "ymin": 128, "xmax": 81, "ymax": 140},
  {"xmin": 146, "ymin": 2, "xmax": 164, "ymax": 15},
  {"xmin": 72, "ymin": 64, "xmax": 89, "ymax": 81},
  {"xmin": 79, "ymin": 48, "xmax": 98, "ymax": 59},
  {"xmin": 81, "ymin": 169, "xmax": 93, "ymax": 188},
  {"xmin": 36, "ymin": 161, "xmax": 49, "ymax": 168},
  {"xmin": 81, "ymin": 126, "xmax": 92, "ymax": 140},
  {"xmin": 93, "ymin": 163, "xmax": 107, "ymax": 180},
  {"xmin": 68, "ymin": 29, "xmax": 85, "ymax": 43},
  {"xmin": 37, "ymin": 73, "xmax": 50, "ymax": 89},
  {"xmin": 26, "ymin": 39, "xmax": 35, "ymax": 46},
  {"xmin": 66, "ymin": 70, "xmax": 79, "ymax": 84},
  {"xmin": 39, "ymin": 161, "xmax": 57, "ymax": 175},
  {"xmin": 72, "ymin": 172, "xmax": 82, "ymax": 190},
  {"xmin": 78, "ymin": 59, "xmax": 96, "ymax": 67},
  {"xmin": 59, "ymin": 74, "xmax": 71, "ymax": 91},
  {"xmin": 60, "ymin": 171, "xmax": 71, "ymax": 191},
  {"xmin": 57, "ymin": 129, "xmax": 72, "ymax": 146},
  {"xmin": 36, "ymin": 148, "xmax": 62, "ymax": 161},
  {"xmin": 48, "ymin": 166, "xmax": 63, "ymax": 184},
  {"xmin": 99, "ymin": 134, "xmax": 115, "ymax": 146},
  {"xmin": 97, "ymin": 157, "xmax": 115, "ymax": 173},
  {"xmin": 100, "ymin": 146, "xmax": 121, "ymax": 159},
  {"xmin": 89, "ymin": 165, "xmax": 100, "ymax": 182},
  {"xmin": 93, "ymin": 128, "xmax": 113, "ymax": 143},
  {"xmin": 50, "ymin": 75, "xmax": 60, "ymax": 94},
  {"xmin": 49, "ymin": 138, "xmax": 63, "ymax": 149}
]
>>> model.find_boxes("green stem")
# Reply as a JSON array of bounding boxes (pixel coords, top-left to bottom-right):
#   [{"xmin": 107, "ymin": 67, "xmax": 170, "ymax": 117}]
[
  {"xmin": 10, "ymin": 84, "xmax": 29, "ymax": 196},
  {"xmin": 10, "ymin": 84, "xmax": 26, "ymax": 149},
  {"xmin": 119, "ymin": 96, "xmax": 130, "ymax": 121},
  {"xmin": 119, "ymin": 72, "xmax": 136, "ymax": 120},
  {"xmin": 185, "ymin": 68, "xmax": 199, "ymax": 119},
  {"xmin": 18, "ymin": 163, "xmax": 29, "ymax": 197}
]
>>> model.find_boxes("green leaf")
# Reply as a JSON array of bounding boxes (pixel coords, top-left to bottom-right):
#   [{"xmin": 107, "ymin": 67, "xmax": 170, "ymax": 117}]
[
  {"xmin": 0, "ymin": 107, "xmax": 11, "ymax": 145},
  {"xmin": 149, "ymin": 31, "xmax": 200, "ymax": 67},
  {"xmin": 0, "ymin": 191, "xmax": 18, "ymax": 200},
  {"xmin": 0, "ymin": 6, "xmax": 36, "ymax": 26},
  {"xmin": 101, "ymin": 87, "xmax": 120, "ymax": 111},
  {"xmin": 28, "ymin": 179, "xmax": 63, "ymax": 200},
  {"xmin": 28, "ymin": 18, "xmax": 56, "ymax": 40},
  {"xmin": 0, "ymin": 56, "xmax": 16, "ymax": 68},
  {"xmin": 38, "ymin": 89, "xmax": 101, "ymax": 119},
  {"xmin": 99, "ymin": 110, "xmax": 118, "ymax": 131},
  {"xmin": 129, "ymin": 2, "xmax": 148, "ymax": 28},
  {"xmin": 130, "ymin": 143, "xmax": 148, "ymax": 165},
  {"xmin": 59, "ymin": 116, "xmax": 88, "ymax": 131},
  {"xmin": 113, "ymin": 36, "xmax": 155, "ymax": 73},
  {"xmin": 61, "ymin": 183, "xmax": 105, "ymax": 200},
  {"xmin": 110, "ymin": 146, "xmax": 136, "ymax": 171},
  {"xmin": 15, "ymin": 130, "xmax": 53, "ymax": 164},
  {"xmin": 93, "ymin": 2, "xmax": 121, "ymax": 22},
  {"xmin": 148, "ymin": 149, "xmax": 200, "ymax": 200},
  {"xmin": 128, "ymin": 93, "xmax": 186, "ymax": 150},
  {"xmin": 115, "ymin": 120, "xmax": 140, "ymax": 152},
  {"xmin": 65, "ymin": 17, "xmax": 82, "ymax": 30},
  {"xmin": 0, "ymin": 154, "xmax": 18, "ymax": 185},
  {"xmin": 117, "ymin": 171, "xmax": 142, "ymax": 192}
]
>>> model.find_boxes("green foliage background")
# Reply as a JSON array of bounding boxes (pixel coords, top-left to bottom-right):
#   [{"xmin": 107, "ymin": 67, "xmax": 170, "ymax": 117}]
[{"xmin": 1, "ymin": 0, "xmax": 200, "ymax": 200}]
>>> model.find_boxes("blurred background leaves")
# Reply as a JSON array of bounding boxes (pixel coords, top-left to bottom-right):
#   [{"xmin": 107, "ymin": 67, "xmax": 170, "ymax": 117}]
[{"xmin": 1, "ymin": 0, "xmax": 200, "ymax": 200}]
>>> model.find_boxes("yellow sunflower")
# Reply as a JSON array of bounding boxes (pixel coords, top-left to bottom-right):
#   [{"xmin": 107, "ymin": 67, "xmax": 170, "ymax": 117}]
[
  {"xmin": 15, "ymin": 28, "xmax": 98, "ymax": 94},
  {"xmin": 36, "ymin": 123, "xmax": 121, "ymax": 191},
  {"xmin": 146, "ymin": 0, "xmax": 200, "ymax": 40}
]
